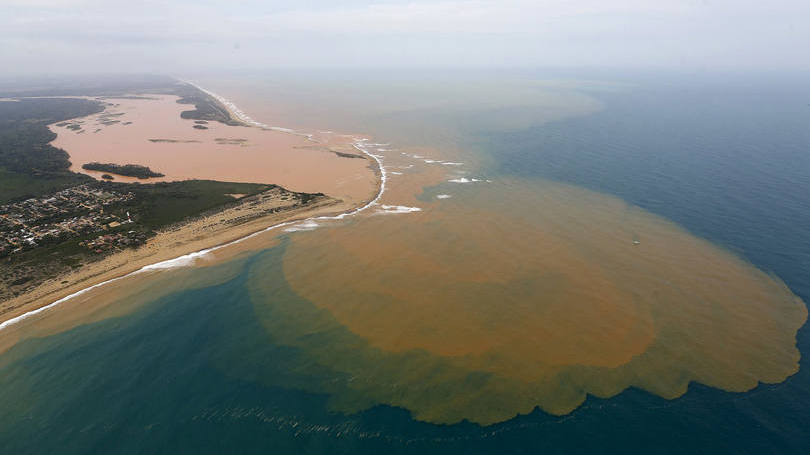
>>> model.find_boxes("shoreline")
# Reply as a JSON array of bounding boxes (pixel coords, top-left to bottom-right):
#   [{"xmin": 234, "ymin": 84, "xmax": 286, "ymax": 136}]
[{"xmin": 0, "ymin": 86, "xmax": 387, "ymax": 332}]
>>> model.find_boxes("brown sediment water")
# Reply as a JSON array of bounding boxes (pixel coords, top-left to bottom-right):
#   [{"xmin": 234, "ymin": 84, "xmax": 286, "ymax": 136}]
[
  {"xmin": 266, "ymin": 153, "xmax": 807, "ymax": 425},
  {"xmin": 49, "ymin": 95, "xmax": 378, "ymax": 205}
]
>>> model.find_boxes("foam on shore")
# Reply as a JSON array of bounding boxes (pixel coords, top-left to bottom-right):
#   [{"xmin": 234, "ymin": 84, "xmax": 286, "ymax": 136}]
[
  {"xmin": 377, "ymin": 205, "xmax": 422, "ymax": 214},
  {"xmin": 139, "ymin": 249, "xmax": 214, "ymax": 271},
  {"xmin": 283, "ymin": 220, "xmax": 320, "ymax": 232}
]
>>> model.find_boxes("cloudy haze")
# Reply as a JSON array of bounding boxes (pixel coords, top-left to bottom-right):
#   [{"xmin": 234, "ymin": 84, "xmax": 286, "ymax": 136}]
[{"xmin": 2, "ymin": 0, "xmax": 808, "ymax": 74}]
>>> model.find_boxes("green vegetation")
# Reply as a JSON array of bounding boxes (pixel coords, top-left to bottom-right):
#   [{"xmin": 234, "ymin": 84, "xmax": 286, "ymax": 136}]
[
  {"xmin": 334, "ymin": 151, "xmax": 366, "ymax": 159},
  {"xmin": 99, "ymin": 180, "xmax": 271, "ymax": 230},
  {"xmin": 175, "ymin": 86, "xmax": 242, "ymax": 126},
  {"xmin": 0, "ymin": 98, "xmax": 103, "ymax": 173},
  {"xmin": 82, "ymin": 162, "xmax": 165, "ymax": 179},
  {"xmin": 0, "ymin": 168, "xmax": 91, "ymax": 204},
  {"xmin": 0, "ymin": 98, "xmax": 103, "ymax": 203}
]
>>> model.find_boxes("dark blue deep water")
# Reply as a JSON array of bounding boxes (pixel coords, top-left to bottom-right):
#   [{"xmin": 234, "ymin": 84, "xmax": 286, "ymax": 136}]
[{"xmin": 1, "ymin": 75, "xmax": 809, "ymax": 453}]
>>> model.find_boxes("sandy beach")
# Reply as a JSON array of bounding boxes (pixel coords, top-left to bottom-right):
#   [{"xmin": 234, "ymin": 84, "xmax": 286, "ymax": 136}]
[{"xmin": 0, "ymin": 189, "xmax": 359, "ymax": 327}]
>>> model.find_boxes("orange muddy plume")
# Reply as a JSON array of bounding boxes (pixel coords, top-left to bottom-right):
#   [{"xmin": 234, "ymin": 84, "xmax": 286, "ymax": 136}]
[{"xmin": 276, "ymin": 177, "xmax": 806, "ymax": 424}]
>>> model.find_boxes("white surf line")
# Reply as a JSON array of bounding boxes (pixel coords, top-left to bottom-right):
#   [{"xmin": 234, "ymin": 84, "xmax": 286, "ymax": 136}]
[
  {"xmin": 0, "ymin": 88, "xmax": 389, "ymax": 333},
  {"xmin": 376, "ymin": 205, "xmax": 422, "ymax": 214}
]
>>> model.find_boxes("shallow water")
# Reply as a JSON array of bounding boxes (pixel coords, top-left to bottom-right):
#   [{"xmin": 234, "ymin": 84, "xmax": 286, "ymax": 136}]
[
  {"xmin": 50, "ymin": 95, "xmax": 377, "ymax": 204},
  {"xmin": 1, "ymin": 71, "xmax": 809, "ymax": 452}
]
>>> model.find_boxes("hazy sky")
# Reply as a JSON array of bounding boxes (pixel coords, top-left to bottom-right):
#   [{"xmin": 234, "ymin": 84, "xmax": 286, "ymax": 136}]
[{"xmin": 2, "ymin": 0, "xmax": 808, "ymax": 74}]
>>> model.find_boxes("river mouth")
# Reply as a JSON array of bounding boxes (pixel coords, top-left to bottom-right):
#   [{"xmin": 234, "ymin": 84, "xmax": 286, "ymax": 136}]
[{"xmin": 1, "ymin": 73, "xmax": 808, "ymax": 450}]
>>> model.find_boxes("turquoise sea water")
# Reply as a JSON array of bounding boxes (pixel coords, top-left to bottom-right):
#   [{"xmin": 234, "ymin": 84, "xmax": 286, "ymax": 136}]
[{"xmin": 1, "ymin": 72, "xmax": 809, "ymax": 453}]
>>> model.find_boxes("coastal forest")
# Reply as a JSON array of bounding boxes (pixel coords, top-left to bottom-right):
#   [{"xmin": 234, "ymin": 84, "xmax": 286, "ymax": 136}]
[{"xmin": 0, "ymin": 97, "xmax": 103, "ymax": 202}]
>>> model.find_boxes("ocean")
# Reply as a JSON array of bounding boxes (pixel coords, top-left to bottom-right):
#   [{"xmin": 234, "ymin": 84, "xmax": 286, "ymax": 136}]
[{"xmin": 1, "ymin": 70, "xmax": 809, "ymax": 453}]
